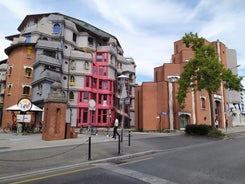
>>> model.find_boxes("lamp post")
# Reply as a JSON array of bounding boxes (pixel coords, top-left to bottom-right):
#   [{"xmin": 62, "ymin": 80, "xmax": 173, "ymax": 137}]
[
  {"xmin": 168, "ymin": 76, "xmax": 179, "ymax": 131},
  {"xmin": 118, "ymin": 74, "xmax": 128, "ymax": 142}
]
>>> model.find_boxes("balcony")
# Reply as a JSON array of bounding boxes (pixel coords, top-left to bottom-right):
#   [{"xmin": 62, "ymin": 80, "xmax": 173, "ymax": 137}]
[{"xmin": 35, "ymin": 70, "xmax": 61, "ymax": 83}]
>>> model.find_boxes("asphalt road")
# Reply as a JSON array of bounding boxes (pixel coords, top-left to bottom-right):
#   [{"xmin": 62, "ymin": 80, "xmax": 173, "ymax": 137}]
[{"xmin": 1, "ymin": 132, "xmax": 245, "ymax": 183}]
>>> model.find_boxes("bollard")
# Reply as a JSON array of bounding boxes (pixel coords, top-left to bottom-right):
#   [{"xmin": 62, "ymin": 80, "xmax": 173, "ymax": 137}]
[
  {"xmin": 116, "ymin": 132, "xmax": 120, "ymax": 154},
  {"xmin": 88, "ymin": 136, "xmax": 91, "ymax": 160},
  {"xmin": 128, "ymin": 130, "xmax": 131, "ymax": 146}
]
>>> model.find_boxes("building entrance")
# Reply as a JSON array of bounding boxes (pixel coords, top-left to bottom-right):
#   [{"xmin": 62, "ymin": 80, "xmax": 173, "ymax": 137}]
[{"xmin": 179, "ymin": 114, "xmax": 190, "ymax": 130}]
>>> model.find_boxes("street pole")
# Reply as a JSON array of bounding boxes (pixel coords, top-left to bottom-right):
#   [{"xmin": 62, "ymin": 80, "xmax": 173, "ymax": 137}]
[
  {"xmin": 88, "ymin": 99, "xmax": 95, "ymax": 160},
  {"xmin": 121, "ymin": 99, "xmax": 125, "ymax": 142},
  {"xmin": 118, "ymin": 75, "xmax": 128, "ymax": 142}
]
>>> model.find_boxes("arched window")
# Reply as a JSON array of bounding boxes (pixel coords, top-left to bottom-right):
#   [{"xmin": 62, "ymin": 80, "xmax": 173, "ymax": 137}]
[
  {"xmin": 24, "ymin": 67, "xmax": 33, "ymax": 77},
  {"xmin": 53, "ymin": 23, "xmax": 61, "ymax": 33},
  {"xmin": 70, "ymin": 75, "xmax": 75, "ymax": 85},
  {"xmin": 69, "ymin": 91, "xmax": 74, "ymax": 101},
  {"xmin": 201, "ymin": 96, "xmax": 206, "ymax": 109}
]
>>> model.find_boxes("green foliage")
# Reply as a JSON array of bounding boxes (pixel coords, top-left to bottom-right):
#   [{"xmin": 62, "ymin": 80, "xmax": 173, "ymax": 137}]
[
  {"xmin": 185, "ymin": 124, "xmax": 225, "ymax": 138},
  {"xmin": 177, "ymin": 32, "xmax": 243, "ymax": 108},
  {"xmin": 185, "ymin": 124, "xmax": 212, "ymax": 135},
  {"xmin": 208, "ymin": 129, "xmax": 226, "ymax": 138}
]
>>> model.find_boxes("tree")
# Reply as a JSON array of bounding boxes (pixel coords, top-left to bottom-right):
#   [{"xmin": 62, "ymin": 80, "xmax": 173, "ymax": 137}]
[{"xmin": 177, "ymin": 32, "xmax": 243, "ymax": 128}]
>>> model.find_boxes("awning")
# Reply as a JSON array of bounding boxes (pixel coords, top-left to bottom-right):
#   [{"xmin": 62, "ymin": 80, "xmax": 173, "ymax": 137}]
[{"xmin": 5, "ymin": 104, "xmax": 43, "ymax": 112}]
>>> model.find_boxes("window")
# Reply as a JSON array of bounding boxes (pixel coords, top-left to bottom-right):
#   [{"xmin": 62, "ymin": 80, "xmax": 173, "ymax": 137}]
[
  {"xmin": 103, "ymin": 53, "xmax": 108, "ymax": 62},
  {"xmin": 8, "ymin": 66, "xmax": 13, "ymax": 75},
  {"xmin": 117, "ymin": 62, "xmax": 122, "ymax": 69},
  {"xmin": 73, "ymin": 33, "xmax": 77, "ymax": 42},
  {"xmin": 93, "ymin": 65, "xmax": 97, "ymax": 74},
  {"xmin": 98, "ymin": 109, "xmax": 107, "ymax": 123},
  {"xmin": 88, "ymin": 37, "xmax": 94, "ymax": 46},
  {"xmin": 104, "ymin": 66, "xmax": 107, "ymax": 76},
  {"xmin": 99, "ymin": 80, "xmax": 103, "ymax": 89},
  {"xmin": 84, "ymin": 91, "xmax": 89, "ymax": 102},
  {"xmin": 7, "ymin": 84, "xmax": 12, "ymax": 94},
  {"xmin": 103, "ymin": 81, "xmax": 108, "ymax": 90},
  {"xmin": 24, "ymin": 67, "xmax": 32, "ymax": 77},
  {"xmin": 99, "ymin": 66, "xmax": 103, "ymax": 75},
  {"xmin": 201, "ymin": 97, "xmax": 206, "ymax": 109},
  {"xmin": 37, "ymin": 84, "xmax": 42, "ymax": 95},
  {"xmin": 92, "ymin": 78, "xmax": 97, "ymax": 89},
  {"xmin": 26, "ymin": 46, "xmax": 32, "ymax": 58},
  {"xmin": 82, "ymin": 108, "xmax": 88, "ymax": 123},
  {"xmin": 43, "ymin": 50, "xmax": 56, "ymax": 58},
  {"xmin": 69, "ymin": 91, "xmax": 74, "ymax": 101},
  {"xmin": 26, "ymin": 34, "xmax": 31, "ymax": 43},
  {"xmin": 85, "ymin": 76, "xmax": 90, "ymax": 87},
  {"xmin": 84, "ymin": 61, "xmax": 89, "ymax": 70},
  {"xmin": 91, "ymin": 93, "xmax": 96, "ymax": 101},
  {"xmin": 70, "ymin": 75, "xmax": 75, "ymax": 85},
  {"xmin": 53, "ymin": 23, "xmax": 61, "ymax": 33},
  {"xmin": 70, "ymin": 60, "xmax": 76, "ymax": 70},
  {"xmin": 96, "ymin": 53, "xmax": 103, "ymax": 62},
  {"xmin": 23, "ymin": 86, "xmax": 31, "ymax": 95}
]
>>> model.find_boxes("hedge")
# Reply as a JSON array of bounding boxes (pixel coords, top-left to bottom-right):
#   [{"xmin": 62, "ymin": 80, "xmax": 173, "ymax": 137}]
[{"xmin": 185, "ymin": 124, "xmax": 212, "ymax": 136}]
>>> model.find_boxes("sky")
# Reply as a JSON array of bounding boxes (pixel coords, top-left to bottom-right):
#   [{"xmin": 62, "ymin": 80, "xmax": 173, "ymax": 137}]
[{"xmin": 0, "ymin": 0, "xmax": 244, "ymax": 85}]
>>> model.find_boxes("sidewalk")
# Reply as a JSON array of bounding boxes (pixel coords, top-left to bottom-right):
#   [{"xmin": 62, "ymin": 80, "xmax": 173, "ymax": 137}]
[
  {"xmin": 220, "ymin": 126, "xmax": 245, "ymax": 134},
  {"xmin": 0, "ymin": 126, "xmax": 245, "ymax": 153},
  {"xmin": 0, "ymin": 132, "xmax": 115, "ymax": 152}
]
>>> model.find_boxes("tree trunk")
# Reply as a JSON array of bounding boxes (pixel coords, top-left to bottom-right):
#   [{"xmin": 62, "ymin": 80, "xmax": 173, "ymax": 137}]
[{"xmin": 209, "ymin": 93, "xmax": 215, "ymax": 128}]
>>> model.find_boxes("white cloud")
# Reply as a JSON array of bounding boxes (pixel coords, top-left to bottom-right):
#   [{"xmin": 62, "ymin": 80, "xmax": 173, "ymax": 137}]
[
  {"xmin": 0, "ymin": 0, "xmax": 32, "ymax": 19},
  {"xmin": 0, "ymin": 0, "xmax": 244, "ymax": 85}
]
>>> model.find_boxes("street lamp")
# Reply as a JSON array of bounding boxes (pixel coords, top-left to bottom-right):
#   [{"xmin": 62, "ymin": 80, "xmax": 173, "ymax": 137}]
[
  {"xmin": 168, "ymin": 76, "xmax": 179, "ymax": 131},
  {"xmin": 118, "ymin": 74, "xmax": 128, "ymax": 142}
]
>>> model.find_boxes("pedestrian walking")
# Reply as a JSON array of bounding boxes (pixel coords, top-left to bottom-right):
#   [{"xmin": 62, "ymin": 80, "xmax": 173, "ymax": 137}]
[
  {"xmin": 112, "ymin": 117, "xmax": 119, "ymax": 139},
  {"xmin": 215, "ymin": 118, "xmax": 219, "ymax": 128}
]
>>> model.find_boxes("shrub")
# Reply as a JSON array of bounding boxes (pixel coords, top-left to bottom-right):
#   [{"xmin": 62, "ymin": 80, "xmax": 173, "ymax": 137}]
[
  {"xmin": 185, "ymin": 124, "xmax": 212, "ymax": 136},
  {"xmin": 208, "ymin": 129, "xmax": 226, "ymax": 138}
]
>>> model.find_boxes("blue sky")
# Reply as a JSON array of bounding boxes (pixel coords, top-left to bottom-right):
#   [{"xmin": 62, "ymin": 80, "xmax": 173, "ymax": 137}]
[{"xmin": 0, "ymin": 0, "xmax": 244, "ymax": 85}]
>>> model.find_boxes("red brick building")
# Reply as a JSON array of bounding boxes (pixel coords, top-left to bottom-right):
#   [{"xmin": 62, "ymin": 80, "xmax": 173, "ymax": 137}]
[{"xmin": 135, "ymin": 39, "xmax": 230, "ymax": 131}]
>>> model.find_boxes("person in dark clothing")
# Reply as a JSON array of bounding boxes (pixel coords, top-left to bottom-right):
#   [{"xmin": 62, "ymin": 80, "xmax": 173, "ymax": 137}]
[{"xmin": 112, "ymin": 118, "xmax": 119, "ymax": 139}]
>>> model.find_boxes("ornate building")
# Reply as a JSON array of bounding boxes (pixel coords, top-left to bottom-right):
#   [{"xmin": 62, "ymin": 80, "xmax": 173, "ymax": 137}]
[{"xmin": 2, "ymin": 13, "xmax": 136, "ymax": 129}]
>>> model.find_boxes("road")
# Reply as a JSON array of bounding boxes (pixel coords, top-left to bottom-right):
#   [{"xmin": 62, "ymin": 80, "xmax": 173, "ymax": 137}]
[{"xmin": 1, "ymin": 132, "xmax": 245, "ymax": 183}]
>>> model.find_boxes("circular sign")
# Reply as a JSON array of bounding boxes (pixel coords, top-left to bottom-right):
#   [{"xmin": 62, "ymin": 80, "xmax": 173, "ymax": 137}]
[{"xmin": 17, "ymin": 98, "xmax": 32, "ymax": 112}]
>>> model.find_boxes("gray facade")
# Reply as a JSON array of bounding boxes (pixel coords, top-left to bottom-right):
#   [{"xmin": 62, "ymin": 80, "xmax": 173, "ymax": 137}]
[{"xmin": 5, "ymin": 13, "xmax": 136, "ymax": 127}]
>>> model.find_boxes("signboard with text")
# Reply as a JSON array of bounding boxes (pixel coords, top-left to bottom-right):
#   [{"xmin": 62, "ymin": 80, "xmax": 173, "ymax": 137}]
[{"xmin": 17, "ymin": 114, "xmax": 31, "ymax": 123}]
